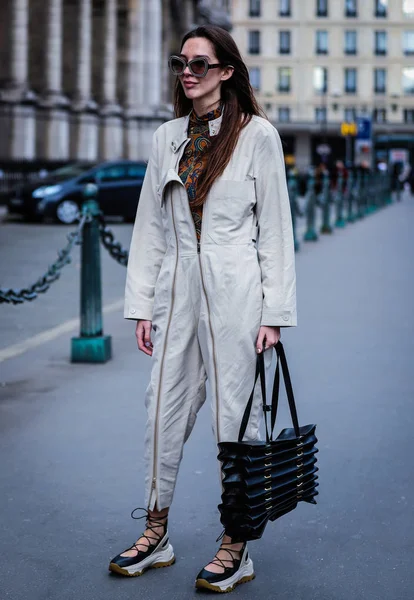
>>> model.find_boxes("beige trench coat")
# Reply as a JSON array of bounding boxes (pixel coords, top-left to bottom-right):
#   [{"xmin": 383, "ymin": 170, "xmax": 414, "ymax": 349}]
[{"xmin": 124, "ymin": 113, "xmax": 297, "ymax": 510}]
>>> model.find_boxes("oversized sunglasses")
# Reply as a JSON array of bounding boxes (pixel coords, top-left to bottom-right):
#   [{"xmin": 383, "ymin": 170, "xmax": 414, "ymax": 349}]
[{"xmin": 168, "ymin": 55, "xmax": 222, "ymax": 78}]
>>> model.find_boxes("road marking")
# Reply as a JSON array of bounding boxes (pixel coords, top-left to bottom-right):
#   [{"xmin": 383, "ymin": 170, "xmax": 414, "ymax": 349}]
[{"xmin": 0, "ymin": 298, "xmax": 124, "ymax": 364}]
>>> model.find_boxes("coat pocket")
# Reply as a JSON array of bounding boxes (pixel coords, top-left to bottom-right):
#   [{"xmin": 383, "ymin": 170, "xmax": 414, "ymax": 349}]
[{"xmin": 207, "ymin": 179, "xmax": 256, "ymax": 245}]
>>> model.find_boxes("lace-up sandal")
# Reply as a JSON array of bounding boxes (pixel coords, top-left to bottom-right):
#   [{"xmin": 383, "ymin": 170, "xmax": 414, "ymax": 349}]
[
  {"xmin": 195, "ymin": 542, "xmax": 255, "ymax": 593},
  {"xmin": 108, "ymin": 508, "xmax": 175, "ymax": 577}
]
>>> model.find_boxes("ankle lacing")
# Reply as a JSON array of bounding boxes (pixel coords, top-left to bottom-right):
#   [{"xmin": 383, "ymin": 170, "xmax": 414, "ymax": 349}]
[
  {"xmin": 208, "ymin": 542, "xmax": 245, "ymax": 572},
  {"xmin": 126, "ymin": 507, "xmax": 168, "ymax": 553}
]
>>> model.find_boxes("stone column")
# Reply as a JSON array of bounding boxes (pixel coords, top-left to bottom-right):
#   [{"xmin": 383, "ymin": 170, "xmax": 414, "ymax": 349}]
[
  {"xmin": 102, "ymin": 0, "xmax": 118, "ymax": 108},
  {"xmin": 124, "ymin": 0, "xmax": 167, "ymax": 161},
  {"xmin": 11, "ymin": 0, "xmax": 29, "ymax": 96},
  {"xmin": 144, "ymin": 0, "xmax": 162, "ymax": 109},
  {"xmin": 40, "ymin": 0, "xmax": 70, "ymax": 159},
  {"xmin": 124, "ymin": 0, "xmax": 142, "ymax": 159},
  {"xmin": 1, "ymin": 0, "xmax": 37, "ymax": 159},
  {"xmin": 100, "ymin": 0, "xmax": 123, "ymax": 160},
  {"xmin": 74, "ymin": 0, "xmax": 93, "ymax": 107},
  {"xmin": 71, "ymin": 0, "xmax": 98, "ymax": 161}
]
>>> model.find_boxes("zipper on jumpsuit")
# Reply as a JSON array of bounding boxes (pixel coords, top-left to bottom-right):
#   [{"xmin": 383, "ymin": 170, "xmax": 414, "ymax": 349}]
[
  {"xmin": 150, "ymin": 186, "xmax": 179, "ymax": 509},
  {"xmin": 150, "ymin": 161, "xmax": 221, "ymax": 508},
  {"xmin": 195, "ymin": 227, "xmax": 221, "ymax": 446}
]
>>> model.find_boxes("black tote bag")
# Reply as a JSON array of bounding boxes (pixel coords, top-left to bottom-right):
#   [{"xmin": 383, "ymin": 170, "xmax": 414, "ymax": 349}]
[{"xmin": 217, "ymin": 341, "xmax": 319, "ymax": 542}]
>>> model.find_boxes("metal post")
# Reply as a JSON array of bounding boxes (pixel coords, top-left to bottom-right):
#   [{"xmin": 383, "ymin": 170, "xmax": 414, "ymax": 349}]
[
  {"xmin": 346, "ymin": 171, "xmax": 355, "ymax": 223},
  {"xmin": 320, "ymin": 171, "xmax": 333, "ymax": 234},
  {"xmin": 345, "ymin": 135, "xmax": 352, "ymax": 168},
  {"xmin": 396, "ymin": 175, "xmax": 402, "ymax": 202},
  {"xmin": 353, "ymin": 171, "xmax": 362, "ymax": 220},
  {"xmin": 71, "ymin": 184, "xmax": 112, "ymax": 363},
  {"xmin": 303, "ymin": 170, "xmax": 318, "ymax": 242},
  {"xmin": 288, "ymin": 172, "xmax": 300, "ymax": 252},
  {"xmin": 357, "ymin": 171, "xmax": 366, "ymax": 219},
  {"xmin": 335, "ymin": 173, "xmax": 346, "ymax": 228},
  {"xmin": 385, "ymin": 172, "xmax": 393, "ymax": 205}
]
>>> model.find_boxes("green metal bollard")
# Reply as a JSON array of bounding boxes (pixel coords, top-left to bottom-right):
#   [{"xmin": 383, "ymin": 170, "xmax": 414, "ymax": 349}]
[
  {"xmin": 71, "ymin": 184, "xmax": 112, "ymax": 363},
  {"xmin": 288, "ymin": 172, "xmax": 300, "ymax": 252},
  {"xmin": 334, "ymin": 173, "xmax": 346, "ymax": 228},
  {"xmin": 320, "ymin": 171, "xmax": 333, "ymax": 234},
  {"xmin": 354, "ymin": 171, "xmax": 363, "ymax": 219},
  {"xmin": 395, "ymin": 176, "xmax": 402, "ymax": 202},
  {"xmin": 359, "ymin": 172, "xmax": 368, "ymax": 218},
  {"xmin": 385, "ymin": 172, "xmax": 393, "ymax": 205},
  {"xmin": 303, "ymin": 170, "xmax": 318, "ymax": 242},
  {"xmin": 366, "ymin": 173, "xmax": 377, "ymax": 214},
  {"xmin": 346, "ymin": 171, "xmax": 355, "ymax": 223}
]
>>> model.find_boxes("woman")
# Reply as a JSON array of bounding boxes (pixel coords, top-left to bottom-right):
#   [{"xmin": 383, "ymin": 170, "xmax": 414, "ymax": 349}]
[{"xmin": 109, "ymin": 25, "xmax": 296, "ymax": 593}]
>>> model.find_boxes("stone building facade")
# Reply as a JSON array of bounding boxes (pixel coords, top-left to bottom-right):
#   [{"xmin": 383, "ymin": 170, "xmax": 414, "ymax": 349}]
[
  {"xmin": 0, "ymin": 0, "xmax": 231, "ymax": 164},
  {"xmin": 232, "ymin": 0, "xmax": 414, "ymax": 168}
]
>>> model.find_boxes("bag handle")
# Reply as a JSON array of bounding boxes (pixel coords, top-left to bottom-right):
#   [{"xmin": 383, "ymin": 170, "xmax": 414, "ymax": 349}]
[{"xmin": 238, "ymin": 341, "xmax": 300, "ymax": 443}]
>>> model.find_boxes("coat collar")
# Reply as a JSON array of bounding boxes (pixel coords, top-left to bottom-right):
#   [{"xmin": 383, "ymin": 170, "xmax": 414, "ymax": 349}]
[{"xmin": 170, "ymin": 111, "xmax": 223, "ymax": 154}]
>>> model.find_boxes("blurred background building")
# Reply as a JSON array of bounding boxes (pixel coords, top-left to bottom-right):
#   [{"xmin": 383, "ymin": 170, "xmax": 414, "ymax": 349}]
[
  {"xmin": 232, "ymin": 0, "xmax": 414, "ymax": 169},
  {"xmin": 2, "ymin": 0, "xmax": 414, "ymax": 173},
  {"xmin": 0, "ymin": 0, "xmax": 231, "ymax": 165}
]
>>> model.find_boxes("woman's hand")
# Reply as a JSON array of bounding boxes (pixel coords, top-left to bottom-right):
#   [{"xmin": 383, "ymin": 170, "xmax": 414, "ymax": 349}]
[
  {"xmin": 136, "ymin": 320, "xmax": 153, "ymax": 356},
  {"xmin": 256, "ymin": 326, "xmax": 281, "ymax": 354}
]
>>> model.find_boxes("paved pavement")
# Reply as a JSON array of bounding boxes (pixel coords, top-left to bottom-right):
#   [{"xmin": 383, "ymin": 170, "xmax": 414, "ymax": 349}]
[{"xmin": 0, "ymin": 196, "xmax": 413, "ymax": 600}]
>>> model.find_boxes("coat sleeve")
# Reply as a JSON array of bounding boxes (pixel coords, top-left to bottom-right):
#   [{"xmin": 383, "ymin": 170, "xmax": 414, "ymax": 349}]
[
  {"xmin": 124, "ymin": 131, "xmax": 166, "ymax": 321},
  {"xmin": 254, "ymin": 123, "xmax": 297, "ymax": 327}
]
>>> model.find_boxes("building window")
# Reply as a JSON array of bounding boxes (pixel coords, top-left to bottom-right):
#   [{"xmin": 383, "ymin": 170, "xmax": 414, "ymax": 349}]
[
  {"xmin": 279, "ymin": 31, "xmax": 291, "ymax": 54},
  {"xmin": 248, "ymin": 30, "xmax": 261, "ymax": 54},
  {"xmin": 345, "ymin": 30, "xmax": 357, "ymax": 54},
  {"xmin": 278, "ymin": 67, "xmax": 292, "ymax": 92},
  {"xmin": 316, "ymin": 31, "xmax": 328, "ymax": 54},
  {"xmin": 403, "ymin": 0, "xmax": 414, "ymax": 17},
  {"xmin": 373, "ymin": 108, "xmax": 387, "ymax": 122},
  {"xmin": 249, "ymin": 67, "xmax": 261, "ymax": 90},
  {"xmin": 344, "ymin": 68, "xmax": 357, "ymax": 93},
  {"xmin": 404, "ymin": 108, "xmax": 414, "ymax": 122},
  {"xmin": 375, "ymin": 0, "xmax": 388, "ymax": 17},
  {"xmin": 374, "ymin": 68, "xmax": 387, "ymax": 93},
  {"xmin": 314, "ymin": 67, "xmax": 328, "ymax": 94},
  {"xmin": 403, "ymin": 31, "xmax": 414, "ymax": 55},
  {"xmin": 316, "ymin": 0, "xmax": 328, "ymax": 17},
  {"xmin": 345, "ymin": 0, "xmax": 357, "ymax": 17},
  {"xmin": 280, "ymin": 0, "xmax": 291, "ymax": 17},
  {"xmin": 402, "ymin": 67, "xmax": 414, "ymax": 93},
  {"xmin": 375, "ymin": 31, "xmax": 387, "ymax": 55},
  {"xmin": 249, "ymin": 0, "xmax": 261, "ymax": 17},
  {"xmin": 344, "ymin": 107, "xmax": 357, "ymax": 121},
  {"xmin": 315, "ymin": 107, "xmax": 327, "ymax": 122},
  {"xmin": 278, "ymin": 107, "xmax": 291, "ymax": 122}
]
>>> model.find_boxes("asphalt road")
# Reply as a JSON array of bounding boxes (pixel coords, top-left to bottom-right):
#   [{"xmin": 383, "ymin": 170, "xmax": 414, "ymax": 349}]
[{"xmin": 0, "ymin": 197, "xmax": 413, "ymax": 600}]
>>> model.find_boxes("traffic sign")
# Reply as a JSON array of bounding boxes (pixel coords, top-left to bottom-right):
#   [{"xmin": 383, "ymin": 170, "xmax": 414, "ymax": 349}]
[
  {"xmin": 341, "ymin": 122, "xmax": 357, "ymax": 136},
  {"xmin": 356, "ymin": 117, "xmax": 372, "ymax": 140}
]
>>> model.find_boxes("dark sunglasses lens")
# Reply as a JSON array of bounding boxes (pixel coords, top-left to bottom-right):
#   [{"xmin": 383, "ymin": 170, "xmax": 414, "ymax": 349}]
[
  {"xmin": 170, "ymin": 58, "xmax": 184, "ymax": 75},
  {"xmin": 191, "ymin": 59, "xmax": 207, "ymax": 75}
]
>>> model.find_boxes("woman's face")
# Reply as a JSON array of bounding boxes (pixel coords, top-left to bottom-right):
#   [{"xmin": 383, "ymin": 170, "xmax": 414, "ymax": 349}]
[{"xmin": 178, "ymin": 37, "xmax": 232, "ymax": 105}]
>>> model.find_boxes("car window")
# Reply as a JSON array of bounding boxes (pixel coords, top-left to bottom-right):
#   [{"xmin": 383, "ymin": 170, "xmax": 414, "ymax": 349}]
[
  {"xmin": 96, "ymin": 165, "xmax": 127, "ymax": 183},
  {"xmin": 127, "ymin": 164, "xmax": 146, "ymax": 179}
]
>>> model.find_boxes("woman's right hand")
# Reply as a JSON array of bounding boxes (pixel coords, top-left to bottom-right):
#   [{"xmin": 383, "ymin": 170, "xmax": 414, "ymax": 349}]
[{"xmin": 136, "ymin": 320, "xmax": 153, "ymax": 356}]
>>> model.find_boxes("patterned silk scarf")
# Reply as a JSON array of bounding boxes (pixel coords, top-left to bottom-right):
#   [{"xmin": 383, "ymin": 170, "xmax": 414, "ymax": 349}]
[{"xmin": 178, "ymin": 105, "xmax": 222, "ymax": 241}]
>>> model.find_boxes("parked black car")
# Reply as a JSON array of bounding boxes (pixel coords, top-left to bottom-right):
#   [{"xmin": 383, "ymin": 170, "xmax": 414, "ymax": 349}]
[{"xmin": 6, "ymin": 160, "xmax": 147, "ymax": 223}]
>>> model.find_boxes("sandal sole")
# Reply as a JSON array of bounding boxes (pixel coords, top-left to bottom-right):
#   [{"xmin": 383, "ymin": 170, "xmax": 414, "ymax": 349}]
[
  {"xmin": 195, "ymin": 573, "xmax": 255, "ymax": 593},
  {"xmin": 109, "ymin": 556, "xmax": 176, "ymax": 577}
]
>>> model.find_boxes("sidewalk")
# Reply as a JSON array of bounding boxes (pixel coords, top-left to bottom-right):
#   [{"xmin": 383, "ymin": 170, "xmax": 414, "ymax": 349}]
[{"xmin": 1, "ymin": 198, "xmax": 413, "ymax": 600}]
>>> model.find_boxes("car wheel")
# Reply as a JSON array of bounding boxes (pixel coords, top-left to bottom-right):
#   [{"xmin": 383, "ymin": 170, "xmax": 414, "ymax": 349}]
[{"xmin": 56, "ymin": 200, "xmax": 79, "ymax": 224}]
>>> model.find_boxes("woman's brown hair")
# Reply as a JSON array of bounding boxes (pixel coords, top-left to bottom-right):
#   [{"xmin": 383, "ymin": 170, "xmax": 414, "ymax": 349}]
[{"xmin": 174, "ymin": 25, "xmax": 264, "ymax": 207}]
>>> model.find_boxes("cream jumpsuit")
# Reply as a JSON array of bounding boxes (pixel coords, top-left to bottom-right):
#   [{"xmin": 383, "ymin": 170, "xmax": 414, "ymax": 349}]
[{"xmin": 124, "ymin": 113, "xmax": 297, "ymax": 510}]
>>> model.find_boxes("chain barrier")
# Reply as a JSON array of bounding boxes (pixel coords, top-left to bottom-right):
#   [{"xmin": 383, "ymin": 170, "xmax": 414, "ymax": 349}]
[
  {"xmin": 0, "ymin": 212, "xmax": 90, "ymax": 305},
  {"xmin": 98, "ymin": 214, "xmax": 129, "ymax": 267}
]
